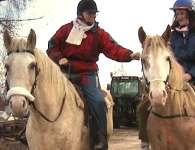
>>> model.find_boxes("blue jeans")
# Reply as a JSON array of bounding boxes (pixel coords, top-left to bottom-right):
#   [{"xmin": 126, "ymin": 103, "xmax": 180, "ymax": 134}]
[{"xmin": 79, "ymin": 72, "xmax": 107, "ymax": 136}]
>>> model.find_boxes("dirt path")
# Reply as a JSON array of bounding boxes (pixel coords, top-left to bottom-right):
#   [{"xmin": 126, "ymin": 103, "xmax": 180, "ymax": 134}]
[
  {"xmin": 109, "ymin": 127, "xmax": 140, "ymax": 150},
  {"xmin": 0, "ymin": 124, "xmax": 140, "ymax": 150}
]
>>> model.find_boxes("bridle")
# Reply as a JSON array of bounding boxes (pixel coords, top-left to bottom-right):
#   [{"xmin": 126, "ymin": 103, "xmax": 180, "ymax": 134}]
[
  {"xmin": 6, "ymin": 51, "xmax": 66, "ymax": 123},
  {"xmin": 141, "ymin": 57, "xmax": 171, "ymax": 91},
  {"xmin": 141, "ymin": 56, "xmax": 195, "ymax": 118}
]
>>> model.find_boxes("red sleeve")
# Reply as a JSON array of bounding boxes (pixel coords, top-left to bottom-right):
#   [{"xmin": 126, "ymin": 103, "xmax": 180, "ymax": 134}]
[
  {"xmin": 46, "ymin": 24, "xmax": 71, "ymax": 64},
  {"xmin": 98, "ymin": 28, "xmax": 133, "ymax": 62}
]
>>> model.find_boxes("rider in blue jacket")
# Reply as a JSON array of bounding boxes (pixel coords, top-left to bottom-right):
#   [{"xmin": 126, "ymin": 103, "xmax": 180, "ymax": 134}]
[
  {"xmin": 138, "ymin": 1, "xmax": 195, "ymax": 150},
  {"xmin": 170, "ymin": 0, "xmax": 195, "ymax": 86}
]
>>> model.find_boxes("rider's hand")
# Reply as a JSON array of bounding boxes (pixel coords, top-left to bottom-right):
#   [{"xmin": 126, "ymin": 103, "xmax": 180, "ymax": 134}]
[
  {"xmin": 130, "ymin": 52, "xmax": 141, "ymax": 60},
  {"xmin": 59, "ymin": 58, "xmax": 69, "ymax": 65},
  {"xmin": 183, "ymin": 73, "xmax": 192, "ymax": 81}
]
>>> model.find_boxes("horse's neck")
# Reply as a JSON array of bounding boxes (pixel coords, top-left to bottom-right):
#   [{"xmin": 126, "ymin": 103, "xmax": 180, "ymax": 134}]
[
  {"xmin": 168, "ymin": 59, "xmax": 184, "ymax": 90},
  {"xmin": 64, "ymin": 80, "xmax": 85, "ymax": 111},
  {"xmin": 32, "ymin": 73, "xmax": 85, "ymax": 124},
  {"xmin": 32, "ymin": 70, "xmax": 66, "ymax": 121}
]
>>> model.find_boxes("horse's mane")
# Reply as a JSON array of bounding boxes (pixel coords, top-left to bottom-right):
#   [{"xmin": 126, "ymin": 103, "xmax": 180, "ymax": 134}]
[
  {"xmin": 169, "ymin": 57, "xmax": 184, "ymax": 90},
  {"xmin": 34, "ymin": 48, "xmax": 67, "ymax": 94},
  {"xmin": 34, "ymin": 48, "xmax": 85, "ymax": 110}
]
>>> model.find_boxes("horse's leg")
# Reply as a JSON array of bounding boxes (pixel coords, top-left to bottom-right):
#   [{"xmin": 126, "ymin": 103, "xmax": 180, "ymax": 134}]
[{"xmin": 137, "ymin": 97, "xmax": 150, "ymax": 149}]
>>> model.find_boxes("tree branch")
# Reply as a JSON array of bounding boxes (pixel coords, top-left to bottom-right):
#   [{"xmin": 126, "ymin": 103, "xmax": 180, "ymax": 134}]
[{"xmin": 0, "ymin": 16, "xmax": 44, "ymax": 22}]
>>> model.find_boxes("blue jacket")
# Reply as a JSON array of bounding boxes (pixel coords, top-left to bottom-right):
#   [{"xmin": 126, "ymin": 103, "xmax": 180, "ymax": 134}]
[{"xmin": 170, "ymin": 30, "xmax": 195, "ymax": 82}]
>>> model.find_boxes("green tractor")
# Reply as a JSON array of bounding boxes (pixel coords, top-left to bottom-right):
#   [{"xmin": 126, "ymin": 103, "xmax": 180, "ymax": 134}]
[{"xmin": 107, "ymin": 74, "xmax": 142, "ymax": 128}]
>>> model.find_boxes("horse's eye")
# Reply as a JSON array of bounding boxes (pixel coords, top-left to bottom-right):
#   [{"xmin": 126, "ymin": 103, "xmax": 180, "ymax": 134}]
[
  {"xmin": 4, "ymin": 64, "xmax": 9, "ymax": 71},
  {"xmin": 166, "ymin": 56, "xmax": 170, "ymax": 61},
  {"xmin": 29, "ymin": 62, "xmax": 36, "ymax": 70},
  {"xmin": 141, "ymin": 59, "xmax": 145, "ymax": 65},
  {"xmin": 141, "ymin": 59, "xmax": 146, "ymax": 66},
  {"xmin": 142, "ymin": 58, "xmax": 149, "ymax": 69}
]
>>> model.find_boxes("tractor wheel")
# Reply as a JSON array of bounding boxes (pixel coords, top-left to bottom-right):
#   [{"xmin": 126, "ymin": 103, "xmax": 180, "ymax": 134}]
[{"xmin": 113, "ymin": 103, "xmax": 121, "ymax": 128}]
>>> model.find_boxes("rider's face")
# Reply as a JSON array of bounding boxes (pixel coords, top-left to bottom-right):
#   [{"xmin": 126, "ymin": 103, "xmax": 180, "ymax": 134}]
[
  {"xmin": 175, "ymin": 9, "xmax": 189, "ymax": 27},
  {"xmin": 81, "ymin": 11, "xmax": 97, "ymax": 25}
]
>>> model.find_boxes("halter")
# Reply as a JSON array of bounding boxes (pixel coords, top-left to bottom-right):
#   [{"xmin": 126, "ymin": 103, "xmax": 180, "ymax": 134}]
[
  {"xmin": 141, "ymin": 57, "xmax": 171, "ymax": 90},
  {"xmin": 6, "ymin": 51, "xmax": 66, "ymax": 123},
  {"xmin": 141, "ymin": 56, "xmax": 193, "ymax": 119}
]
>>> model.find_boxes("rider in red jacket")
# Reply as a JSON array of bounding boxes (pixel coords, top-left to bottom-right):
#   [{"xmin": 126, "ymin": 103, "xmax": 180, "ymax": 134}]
[
  {"xmin": 47, "ymin": 20, "xmax": 138, "ymax": 74},
  {"xmin": 47, "ymin": 0, "xmax": 140, "ymax": 150}
]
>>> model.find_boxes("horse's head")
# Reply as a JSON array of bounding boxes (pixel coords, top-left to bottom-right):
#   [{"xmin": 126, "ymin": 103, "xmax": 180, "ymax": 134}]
[
  {"xmin": 4, "ymin": 29, "xmax": 37, "ymax": 117},
  {"xmin": 138, "ymin": 25, "xmax": 172, "ymax": 106}
]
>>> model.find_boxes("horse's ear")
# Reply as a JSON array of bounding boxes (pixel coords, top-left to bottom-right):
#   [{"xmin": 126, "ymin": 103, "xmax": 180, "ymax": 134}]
[
  {"xmin": 161, "ymin": 25, "xmax": 171, "ymax": 44},
  {"xmin": 27, "ymin": 29, "xmax": 36, "ymax": 52},
  {"xmin": 138, "ymin": 26, "xmax": 146, "ymax": 44},
  {"xmin": 3, "ymin": 29, "xmax": 12, "ymax": 53}
]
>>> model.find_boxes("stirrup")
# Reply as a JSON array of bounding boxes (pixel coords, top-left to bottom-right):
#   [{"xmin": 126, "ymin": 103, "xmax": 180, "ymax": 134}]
[
  {"xmin": 94, "ymin": 136, "xmax": 108, "ymax": 150},
  {"xmin": 140, "ymin": 142, "xmax": 149, "ymax": 150},
  {"xmin": 94, "ymin": 143, "xmax": 108, "ymax": 150},
  {"xmin": 94, "ymin": 142, "xmax": 104, "ymax": 150}
]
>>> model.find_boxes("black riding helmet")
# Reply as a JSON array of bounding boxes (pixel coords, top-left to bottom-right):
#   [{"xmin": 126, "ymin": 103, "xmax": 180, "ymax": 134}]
[{"xmin": 77, "ymin": 0, "xmax": 99, "ymax": 16}]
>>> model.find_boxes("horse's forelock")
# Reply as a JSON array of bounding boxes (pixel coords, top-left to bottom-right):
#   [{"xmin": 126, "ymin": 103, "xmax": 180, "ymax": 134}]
[
  {"xmin": 143, "ymin": 35, "xmax": 172, "ymax": 61},
  {"xmin": 7, "ymin": 37, "xmax": 37, "ymax": 55},
  {"xmin": 9, "ymin": 38, "xmax": 28, "ymax": 52}
]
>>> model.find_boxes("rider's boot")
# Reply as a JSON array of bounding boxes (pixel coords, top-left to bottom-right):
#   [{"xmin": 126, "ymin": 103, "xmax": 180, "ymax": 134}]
[
  {"xmin": 94, "ymin": 131, "xmax": 108, "ymax": 150},
  {"xmin": 140, "ymin": 141, "xmax": 149, "ymax": 150}
]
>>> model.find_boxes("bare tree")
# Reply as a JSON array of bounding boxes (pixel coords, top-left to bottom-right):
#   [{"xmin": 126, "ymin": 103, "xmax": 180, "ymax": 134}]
[{"xmin": 0, "ymin": 0, "xmax": 33, "ymax": 33}]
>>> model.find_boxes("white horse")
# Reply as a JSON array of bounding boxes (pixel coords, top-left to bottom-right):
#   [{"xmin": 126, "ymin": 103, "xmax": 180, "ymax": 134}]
[{"xmin": 3, "ymin": 29, "xmax": 113, "ymax": 150}]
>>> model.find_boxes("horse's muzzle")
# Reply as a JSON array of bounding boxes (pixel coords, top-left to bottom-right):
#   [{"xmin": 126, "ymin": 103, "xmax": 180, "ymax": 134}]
[{"xmin": 9, "ymin": 95, "xmax": 29, "ymax": 117}]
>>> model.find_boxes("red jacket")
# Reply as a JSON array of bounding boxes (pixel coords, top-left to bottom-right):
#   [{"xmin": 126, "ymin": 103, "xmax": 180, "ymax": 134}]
[{"xmin": 47, "ymin": 22, "xmax": 133, "ymax": 73}]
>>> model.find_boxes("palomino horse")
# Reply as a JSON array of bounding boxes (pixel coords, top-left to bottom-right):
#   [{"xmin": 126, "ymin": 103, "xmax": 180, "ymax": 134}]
[
  {"xmin": 3, "ymin": 29, "xmax": 113, "ymax": 150},
  {"xmin": 138, "ymin": 25, "xmax": 195, "ymax": 150}
]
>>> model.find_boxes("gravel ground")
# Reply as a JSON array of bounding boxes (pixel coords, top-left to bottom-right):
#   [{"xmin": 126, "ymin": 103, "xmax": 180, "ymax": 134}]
[
  {"xmin": 109, "ymin": 127, "xmax": 140, "ymax": 150},
  {"xmin": 0, "ymin": 126, "xmax": 140, "ymax": 150}
]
